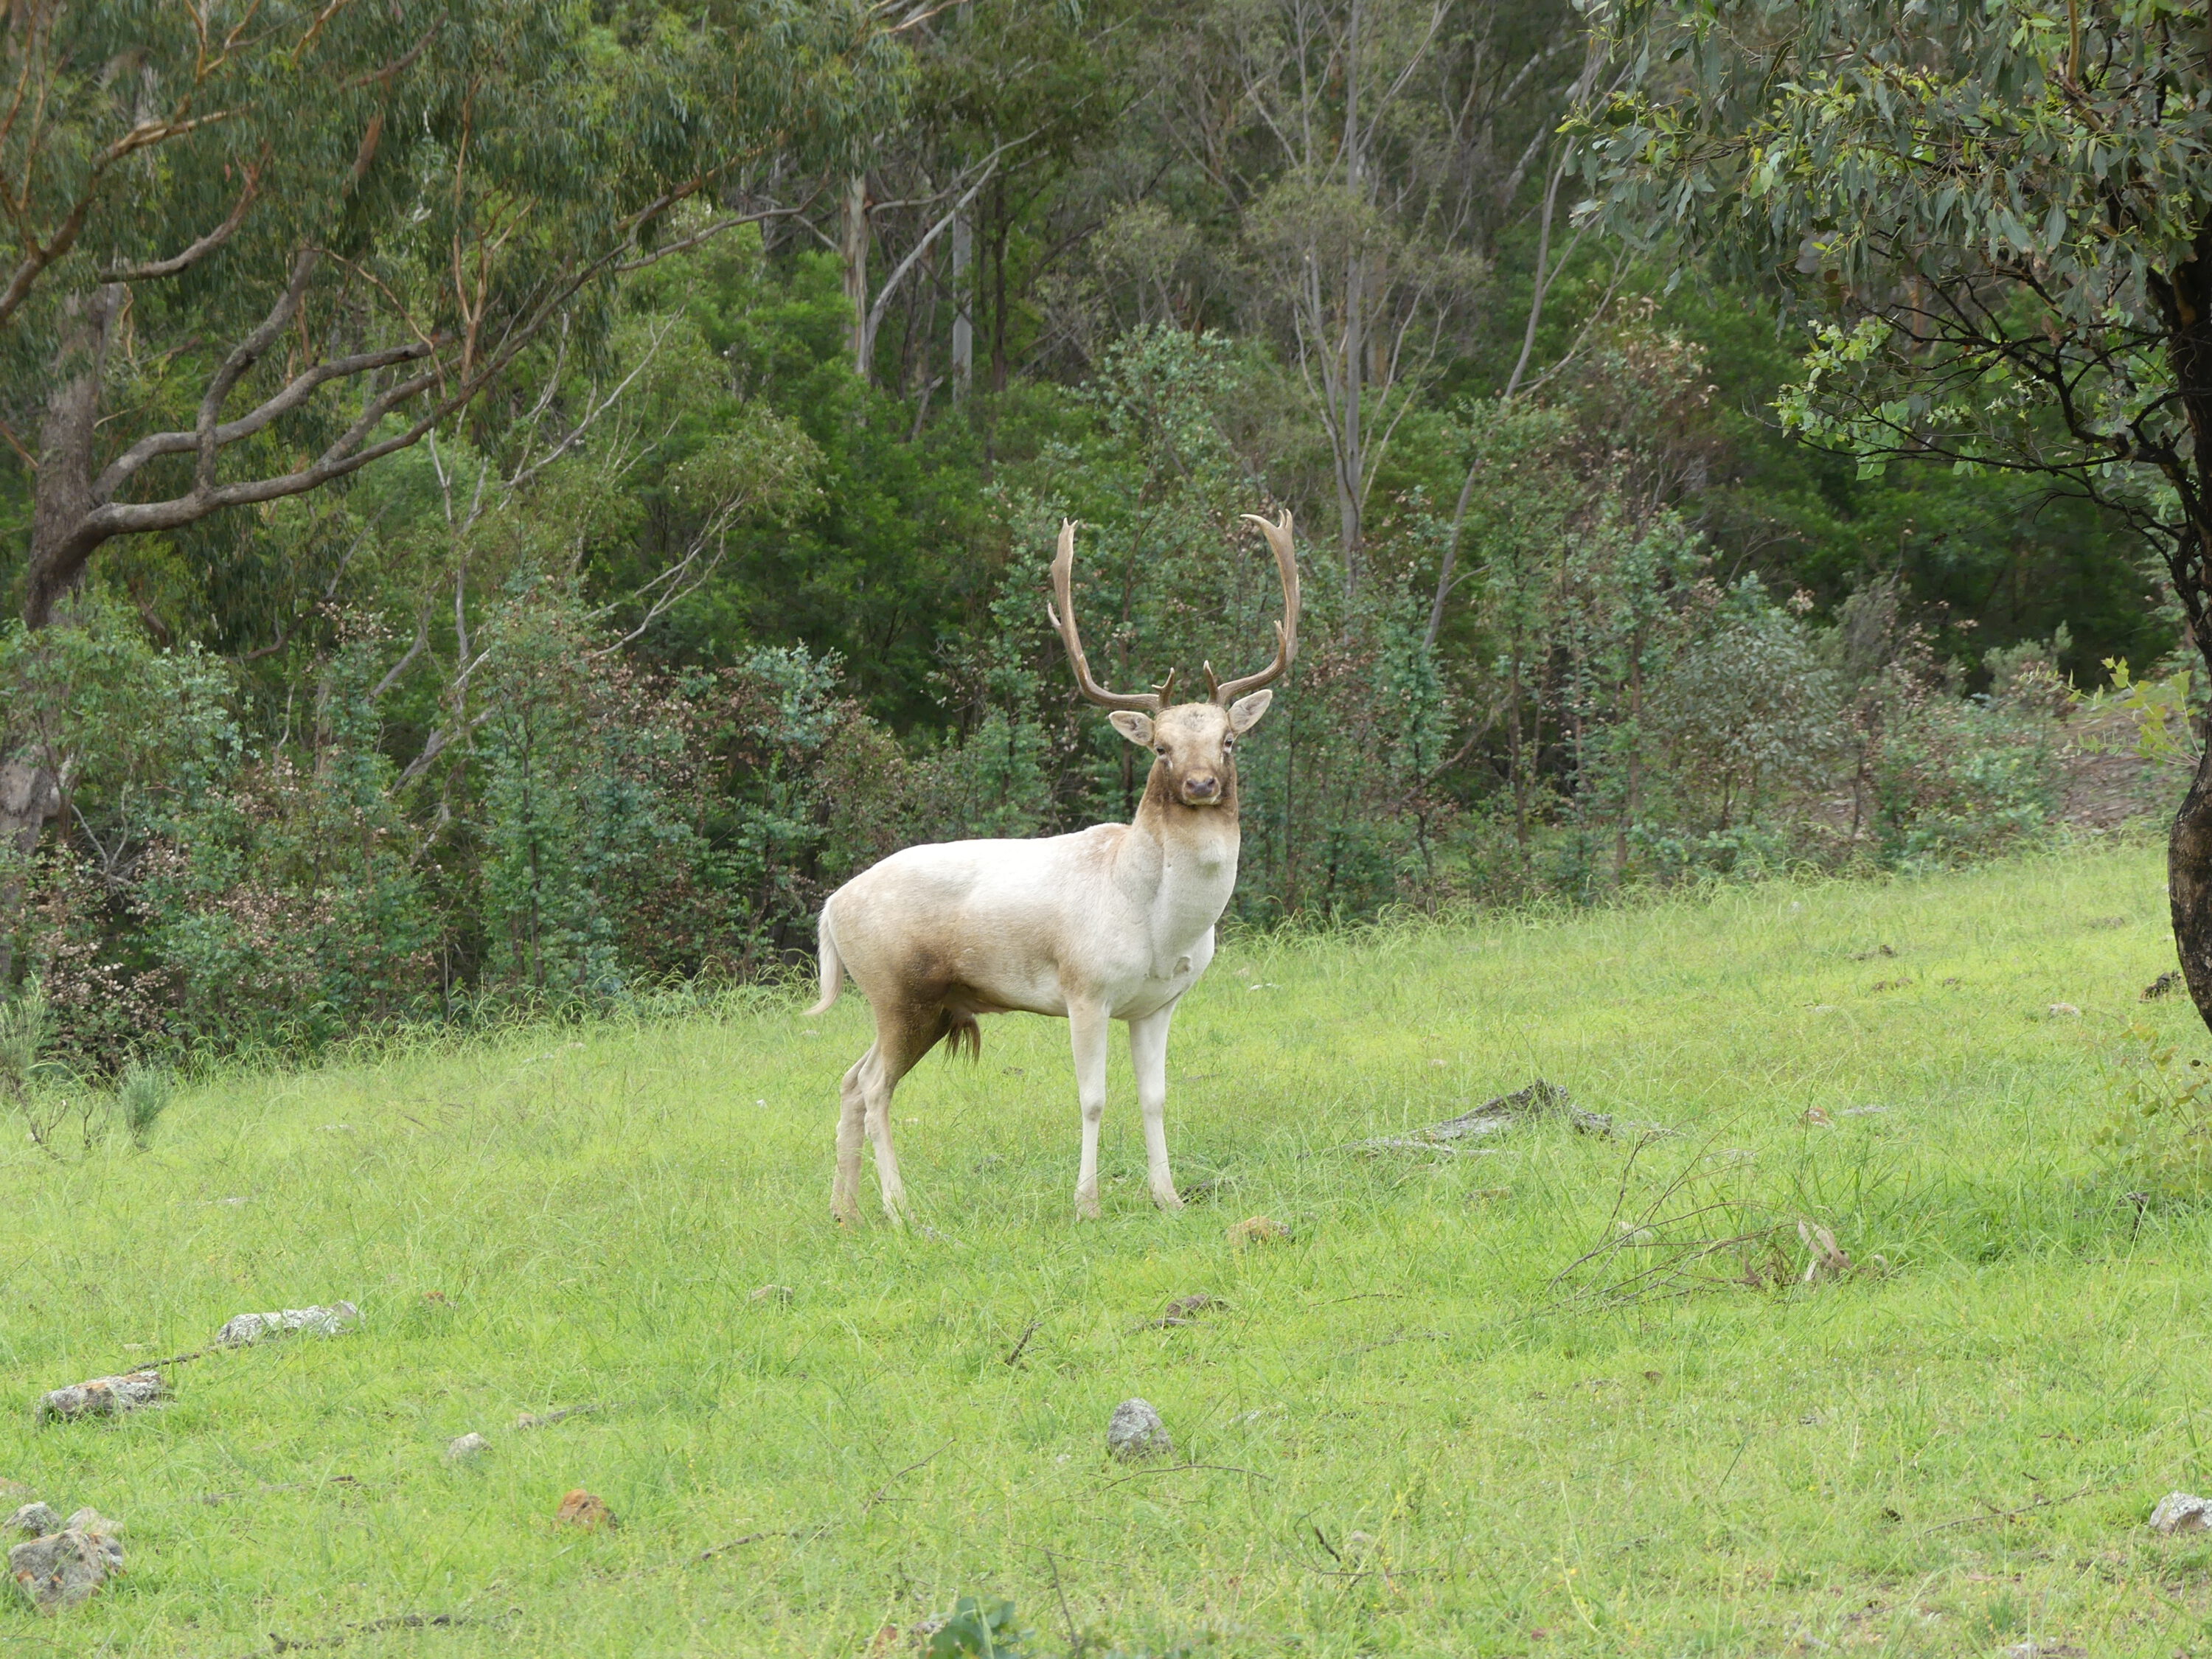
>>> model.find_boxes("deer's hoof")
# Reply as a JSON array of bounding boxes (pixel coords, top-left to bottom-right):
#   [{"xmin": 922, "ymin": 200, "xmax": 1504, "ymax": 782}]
[
  {"xmin": 1152, "ymin": 1188, "xmax": 1185, "ymax": 1212},
  {"xmin": 1075, "ymin": 1194, "xmax": 1102, "ymax": 1221}
]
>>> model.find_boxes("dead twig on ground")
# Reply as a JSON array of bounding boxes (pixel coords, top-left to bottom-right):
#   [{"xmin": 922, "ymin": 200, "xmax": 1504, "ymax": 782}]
[
  {"xmin": 1920, "ymin": 1483, "xmax": 2097, "ymax": 1534},
  {"xmin": 694, "ymin": 1529, "xmax": 795, "ymax": 1561},
  {"xmin": 252, "ymin": 1607, "xmax": 513, "ymax": 1654},
  {"xmin": 1102, "ymin": 1461, "xmax": 1269, "ymax": 1491},
  {"xmin": 199, "ymin": 1475, "xmax": 362, "ymax": 1504}
]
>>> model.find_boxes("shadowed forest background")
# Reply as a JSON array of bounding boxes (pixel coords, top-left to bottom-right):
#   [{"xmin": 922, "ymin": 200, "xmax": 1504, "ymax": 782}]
[{"xmin": 0, "ymin": 0, "xmax": 2191, "ymax": 1068}]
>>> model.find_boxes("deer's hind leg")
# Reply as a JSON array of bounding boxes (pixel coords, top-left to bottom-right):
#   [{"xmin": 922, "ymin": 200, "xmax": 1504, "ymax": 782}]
[
  {"xmin": 832, "ymin": 1047, "xmax": 872, "ymax": 1225},
  {"xmin": 859, "ymin": 1004, "xmax": 950, "ymax": 1225},
  {"xmin": 1069, "ymin": 999, "xmax": 1112, "ymax": 1220}
]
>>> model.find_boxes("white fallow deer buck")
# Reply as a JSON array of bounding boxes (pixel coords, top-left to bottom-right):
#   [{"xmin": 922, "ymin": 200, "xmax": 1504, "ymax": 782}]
[{"xmin": 809, "ymin": 511, "xmax": 1299, "ymax": 1223}]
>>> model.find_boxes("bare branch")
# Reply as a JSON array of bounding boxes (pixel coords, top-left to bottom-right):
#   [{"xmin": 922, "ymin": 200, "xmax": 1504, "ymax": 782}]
[
  {"xmin": 95, "ymin": 337, "xmax": 433, "ymax": 498},
  {"xmin": 99, "ymin": 164, "xmax": 262, "ymax": 282},
  {"xmin": 370, "ymin": 603, "xmax": 431, "ymax": 700}
]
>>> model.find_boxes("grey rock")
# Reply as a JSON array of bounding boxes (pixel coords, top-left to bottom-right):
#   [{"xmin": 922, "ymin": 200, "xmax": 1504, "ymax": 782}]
[
  {"xmin": 7, "ymin": 1527, "xmax": 123, "ymax": 1613},
  {"xmin": 214, "ymin": 1300, "xmax": 359, "ymax": 1346},
  {"xmin": 1107, "ymin": 1397, "xmax": 1172, "ymax": 1463},
  {"xmin": 59, "ymin": 1509, "xmax": 113, "ymax": 1536},
  {"xmin": 445, "ymin": 1432, "xmax": 489, "ymax": 1461},
  {"xmin": 2151, "ymin": 1491, "xmax": 2212, "ymax": 1533},
  {"xmin": 35, "ymin": 1371, "xmax": 164, "ymax": 1423},
  {"xmin": 1343, "ymin": 1079, "xmax": 1674, "ymax": 1156},
  {"xmin": 4, "ymin": 1503, "xmax": 57, "ymax": 1539}
]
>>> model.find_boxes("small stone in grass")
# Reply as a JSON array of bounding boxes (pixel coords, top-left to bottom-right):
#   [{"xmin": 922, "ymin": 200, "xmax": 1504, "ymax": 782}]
[
  {"xmin": 213, "ymin": 1301, "xmax": 359, "ymax": 1346},
  {"xmin": 2151, "ymin": 1491, "xmax": 2212, "ymax": 1533},
  {"xmin": 5, "ymin": 1503, "xmax": 57, "ymax": 1539},
  {"xmin": 8, "ymin": 1526, "xmax": 123, "ymax": 1613},
  {"xmin": 1226, "ymin": 1214, "xmax": 1288, "ymax": 1247},
  {"xmin": 554, "ymin": 1489, "xmax": 617, "ymax": 1531},
  {"xmin": 2048, "ymin": 1003, "xmax": 2081, "ymax": 1018},
  {"xmin": 515, "ymin": 1403, "xmax": 605, "ymax": 1430},
  {"xmin": 1107, "ymin": 1397, "xmax": 1172, "ymax": 1463},
  {"xmin": 2143, "ymin": 970, "xmax": 2184, "ymax": 1001},
  {"xmin": 445, "ymin": 1433, "xmax": 489, "ymax": 1461},
  {"xmin": 36, "ymin": 1372, "xmax": 164, "ymax": 1423},
  {"xmin": 749, "ymin": 1284, "xmax": 794, "ymax": 1304}
]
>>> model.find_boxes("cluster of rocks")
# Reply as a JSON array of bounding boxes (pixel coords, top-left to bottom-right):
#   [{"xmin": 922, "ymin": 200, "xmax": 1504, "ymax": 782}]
[
  {"xmin": 7, "ymin": 1500, "xmax": 122, "ymax": 1614},
  {"xmin": 37, "ymin": 1301, "xmax": 361, "ymax": 1425},
  {"xmin": 16, "ymin": 1298, "xmax": 361, "ymax": 1611}
]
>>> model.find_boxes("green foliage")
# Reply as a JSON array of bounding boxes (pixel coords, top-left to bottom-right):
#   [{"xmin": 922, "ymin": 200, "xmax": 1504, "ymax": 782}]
[
  {"xmin": 115, "ymin": 1060, "xmax": 173, "ymax": 1150},
  {"xmin": 2080, "ymin": 657, "xmax": 2200, "ymax": 764},
  {"xmin": 2099, "ymin": 1020, "xmax": 2212, "ymax": 1202},
  {"xmin": 925, "ymin": 1597, "xmax": 1032, "ymax": 1658},
  {"xmin": 0, "ymin": 976, "xmax": 47, "ymax": 1111},
  {"xmin": 1868, "ymin": 695, "xmax": 2059, "ymax": 871},
  {"xmin": 0, "ymin": 0, "xmax": 2181, "ymax": 1072},
  {"xmin": 1572, "ymin": 0, "xmax": 2210, "ymax": 618}
]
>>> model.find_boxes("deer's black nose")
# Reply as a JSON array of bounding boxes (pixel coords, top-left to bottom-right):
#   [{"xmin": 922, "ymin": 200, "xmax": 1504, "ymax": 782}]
[{"xmin": 1184, "ymin": 773, "xmax": 1220, "ymax": 800}]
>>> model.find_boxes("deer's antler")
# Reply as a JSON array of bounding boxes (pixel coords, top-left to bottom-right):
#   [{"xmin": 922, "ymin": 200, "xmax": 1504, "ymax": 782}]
[
  {"xmin": 1048, "ymin": 519, "xmax": 1174, "ymax": 712},
  {"xmin": 1204, "ymin": 510, "xmax": 1299, "ymax": 705}
]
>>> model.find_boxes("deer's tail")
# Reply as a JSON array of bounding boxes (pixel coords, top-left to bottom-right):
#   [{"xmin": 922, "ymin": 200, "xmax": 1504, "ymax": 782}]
[{"xmin": 807, "ymin": 907, "xmax": 844, "ymax": 1015}]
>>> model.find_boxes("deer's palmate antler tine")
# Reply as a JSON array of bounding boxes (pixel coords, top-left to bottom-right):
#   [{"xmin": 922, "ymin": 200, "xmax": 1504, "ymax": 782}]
[
  {"xmin": 1208, "ymin": 510, "xmax": 1299, "ymax": 706},
  {"xmin": 1048, "ymin": 519, "xmax": 1172, "ymax": 712}
]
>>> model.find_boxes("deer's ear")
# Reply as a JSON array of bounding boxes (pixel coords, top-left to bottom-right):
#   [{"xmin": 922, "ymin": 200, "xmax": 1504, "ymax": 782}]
[
  {"xmin": 1108, "ymin": 710, "xmax": 1155, "ymax": 746},
  {"xmin": 1228, "ymin": 689, "xmax": 1274, "ymax": 733}
]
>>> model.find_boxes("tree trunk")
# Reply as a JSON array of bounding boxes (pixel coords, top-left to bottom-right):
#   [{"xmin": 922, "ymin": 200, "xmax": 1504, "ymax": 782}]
[
  {"xmin": 2171, "ymin": 744, "xmax": 2212, "ymax": 1018},
  {"xmin": 23, "ymin": 284, "xmax": 122, "ymax": 629},
  {"xmin": 841, "ymin": 175, "xmax": 872, "ymax": 384},
  {"xmin": 0, "ymin": 284, "xmax": 122, "ymax": 981},
  {"xmin": 2155, "ymin": 229, "xmax": 2212, "ymax": 1035},
  {"xmin": 990, "ymin": 178, "xmax": 1009, "ymax": 395},
  {"xmin": 950, "ymin": 207, "xmax": 973, "ymax": 400},
  {"xmin": 0, "ymin": 756, "xmax": 61, "ymax": 985}
]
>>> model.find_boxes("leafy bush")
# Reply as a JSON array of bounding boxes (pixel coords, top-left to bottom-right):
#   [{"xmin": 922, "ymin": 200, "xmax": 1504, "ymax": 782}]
[
  {"xmin": 116, "ymin": 1062, "xmax": 173, "ymax": 1150},
  {"xmin": 925, "ymin": 1597, "xmax": 1031, "ymax": 1658},
  {"xmin": 2098, "ymin": 1023, "xmax": 2212, "ymax": 1202}
]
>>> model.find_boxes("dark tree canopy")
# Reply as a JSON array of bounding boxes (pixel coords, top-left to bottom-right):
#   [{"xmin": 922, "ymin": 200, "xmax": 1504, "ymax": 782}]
[
  {"xmin": 1, "ymin": 0, "xmax": 901, "ymax": 626},
  {"xmin": 1572, "ymin": 0, "xmax": 2212, "ymax": 1029}
]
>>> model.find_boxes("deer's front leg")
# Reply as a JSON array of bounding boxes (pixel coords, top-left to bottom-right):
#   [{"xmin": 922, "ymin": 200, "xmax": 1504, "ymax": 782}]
[
  {"xmin": 1128, "ymin": 1003, "xmax": 1182, "ymax": 1211},
  {"xmin": 1068, "ymin": 1001, "xmax": 1111, "ymax": 1220}
]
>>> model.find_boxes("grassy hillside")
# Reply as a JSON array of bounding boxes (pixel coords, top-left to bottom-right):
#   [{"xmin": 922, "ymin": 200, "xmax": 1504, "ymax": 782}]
[{"xmin": 5, "ymin": 842, "xmax": 2211, "ymax": 1656}]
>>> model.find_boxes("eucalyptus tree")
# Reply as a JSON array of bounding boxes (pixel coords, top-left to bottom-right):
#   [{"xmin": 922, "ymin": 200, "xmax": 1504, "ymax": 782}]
[
  {"xmin": 0, "ymin": 0, "xmax": 900, "ymax": 860},
  {"xmin": 1130, "ymin": 0, "xmax": 1580, "ymax": 598},
  {"xmin": 1571, "ymin": 0, "xmax": 2212, "ymax": 1030}
]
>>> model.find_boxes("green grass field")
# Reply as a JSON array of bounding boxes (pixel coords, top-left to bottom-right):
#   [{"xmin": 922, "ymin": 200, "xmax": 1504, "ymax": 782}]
[{"xmin": 9, "ymin": 841, "xmax": 2212, "ymax": 1656}]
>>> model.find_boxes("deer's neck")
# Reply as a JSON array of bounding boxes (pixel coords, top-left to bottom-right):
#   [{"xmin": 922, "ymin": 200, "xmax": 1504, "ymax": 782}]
[{"xmin": 1121, "ymin": 764, "xmax": 1241, "ymax": 956}]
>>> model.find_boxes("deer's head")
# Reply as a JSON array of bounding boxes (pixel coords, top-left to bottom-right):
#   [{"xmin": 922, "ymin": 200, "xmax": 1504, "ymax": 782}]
[{"xmin": 1048, "ymin": 512, "xmax": 1299, "ymax": 810}]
